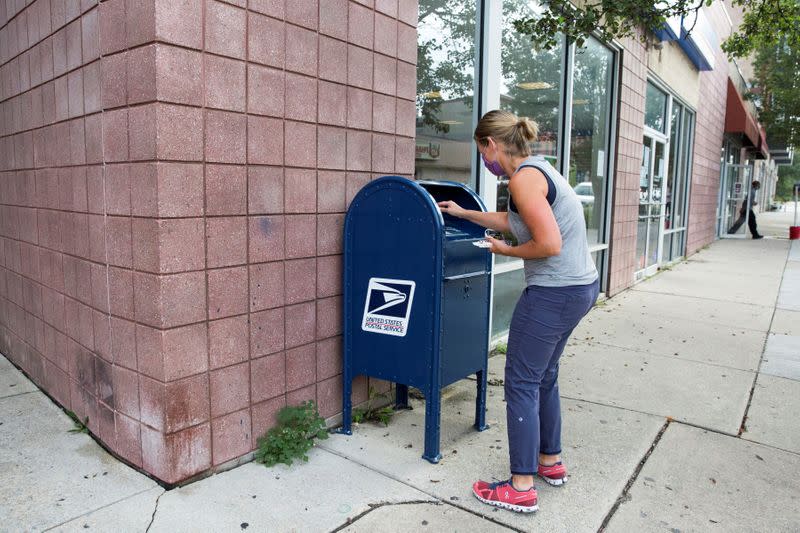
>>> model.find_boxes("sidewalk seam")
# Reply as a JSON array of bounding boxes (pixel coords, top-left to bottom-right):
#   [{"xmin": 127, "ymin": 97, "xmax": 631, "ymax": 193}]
[
  {"xmin": 41, "ymin": 487, "xmax": 163, "ymax": 532},
  {"xmin": 317, "ymin": 447, "xmax": 527, "ymax": 533},
  {"xmin": 145, "ymin": 489, "xmax": 165, "ymax": 532},
  {"xmin": 597, "ymin": 420, "xmax": 671, "ymax": 532},
  {"xmin": 737, "ymin": 242, "xmax": 791, "ymax": 437}
]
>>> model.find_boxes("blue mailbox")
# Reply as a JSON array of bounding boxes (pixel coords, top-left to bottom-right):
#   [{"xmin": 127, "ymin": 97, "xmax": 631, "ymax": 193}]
[{"xmin": 341, "ymin": 176, "xmax": 492, "ymax": 463}]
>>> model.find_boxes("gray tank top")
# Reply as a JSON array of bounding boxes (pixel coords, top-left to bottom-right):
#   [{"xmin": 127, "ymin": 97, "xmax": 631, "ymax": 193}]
[{"xmin": 507, "ymin": 155, "xmax": 598, "ymax": 287}]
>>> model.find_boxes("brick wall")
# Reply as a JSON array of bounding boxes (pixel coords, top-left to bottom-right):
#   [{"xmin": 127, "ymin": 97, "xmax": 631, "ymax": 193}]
[
  {"xmin": 686, "ymin": 5, "xmax": 729, "ymax": 253},
  {"xmin": 0, "ymin": 0, "xmax": 417, "ymax": 484},
  {"xmin": 607, "ymin": 36, "xmax": 647, "ymax": 296}
]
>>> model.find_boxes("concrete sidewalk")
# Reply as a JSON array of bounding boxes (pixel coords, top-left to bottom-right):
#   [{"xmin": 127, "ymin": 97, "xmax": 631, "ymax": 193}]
[{"xmin": 2, "ymin": 220, "xmax": 800, "ymax": 532}]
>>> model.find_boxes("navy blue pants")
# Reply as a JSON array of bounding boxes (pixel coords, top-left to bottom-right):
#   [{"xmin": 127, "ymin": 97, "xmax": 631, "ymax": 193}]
[{"xmin": 505, "ymin": 279, "xmax": 599, "ymax": 475}]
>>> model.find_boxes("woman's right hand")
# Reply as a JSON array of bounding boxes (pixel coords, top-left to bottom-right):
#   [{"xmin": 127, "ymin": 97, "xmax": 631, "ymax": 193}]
[{"xmin": 438, "ymin": 200, "xmax": 468, "ymax": 219}]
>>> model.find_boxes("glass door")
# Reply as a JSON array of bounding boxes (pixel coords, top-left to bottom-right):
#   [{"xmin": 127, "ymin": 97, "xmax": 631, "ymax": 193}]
[
  {"xmin": 637, "ymin": 136, "xmax": 667, "ymax": 277},
  {"xmin": 719, "ymin": 163, "xmax": 752, "ymax": 238}
]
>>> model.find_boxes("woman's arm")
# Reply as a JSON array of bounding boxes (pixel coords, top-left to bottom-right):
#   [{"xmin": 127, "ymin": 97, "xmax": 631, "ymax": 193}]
[
  {"xmin": 492, "ymin": 169, "xmax": 561, "ymax": 259},
  {"xmin": 437, "ymin": 201, "xmax": 511, "ymax": 232}
]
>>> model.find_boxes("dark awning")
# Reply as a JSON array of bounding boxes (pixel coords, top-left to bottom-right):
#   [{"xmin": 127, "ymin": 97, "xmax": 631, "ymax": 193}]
[{"xmin": 724, "ymin": 78, "xmax": 760, "ymax": 148}]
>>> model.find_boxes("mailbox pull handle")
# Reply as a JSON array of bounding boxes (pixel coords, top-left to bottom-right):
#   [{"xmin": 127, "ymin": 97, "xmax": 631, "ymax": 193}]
[{"xmin": 444, "ymin": 271, "xmax": 489, "ymax": 281}]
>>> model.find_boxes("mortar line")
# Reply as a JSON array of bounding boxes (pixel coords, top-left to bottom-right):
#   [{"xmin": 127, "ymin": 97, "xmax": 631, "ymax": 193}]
[
  {"xmin": 597, "ymin": 420, "xmax": 671, "ymax": 532},
  {"xmin": 317, "ymin": 447, "xmax": 528, "ymax": 533}
]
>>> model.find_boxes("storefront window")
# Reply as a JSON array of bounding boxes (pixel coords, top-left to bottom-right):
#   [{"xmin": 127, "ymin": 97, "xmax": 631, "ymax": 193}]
[
  {"xmin": 491, "ymin": 268, "xmax": 525, "ymax": 340},
  {"xmin": 570, "ymin": 37, "xmax": 614, "ymax": 245},
  {"xmin": 415, "ymin": 0, "xmax": 478, "ymax": 187},
  {"xmin": 645, "ymin": 82, "xmax": 668, "ymax": 133}
]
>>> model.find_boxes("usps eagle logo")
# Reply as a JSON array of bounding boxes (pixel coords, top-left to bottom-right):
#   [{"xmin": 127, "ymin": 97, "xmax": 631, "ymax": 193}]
[{"xmin": 361, "ymin": 278, "xmax": 416, "ymax": 337}]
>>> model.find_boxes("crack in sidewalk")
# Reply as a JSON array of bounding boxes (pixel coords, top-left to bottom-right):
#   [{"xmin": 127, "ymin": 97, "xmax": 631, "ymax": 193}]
[
  {"xmin": 145, "ymin": 490, "xmax": 165, "ymax": 532},
  {"xmin": 597, "ymin": 419, "xmax": 671, "ymax": 532},
  {"xmin": 329, "ymin": 500, "xmax": 441, "ymax": 532}
]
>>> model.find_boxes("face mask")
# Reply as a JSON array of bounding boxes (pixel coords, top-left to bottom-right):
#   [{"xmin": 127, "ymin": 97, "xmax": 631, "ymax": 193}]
[{"xmin": 482, "ymin": 153, "xmax": 505, "ymax": 177}]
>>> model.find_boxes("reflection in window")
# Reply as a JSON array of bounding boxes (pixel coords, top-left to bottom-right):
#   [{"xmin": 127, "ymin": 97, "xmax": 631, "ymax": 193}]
[
  {"xmin": 645, "ymin": 82, "xmax": 668, "ymax": 133},
  {"xmin": 491, "ymin": 268, "xmax": 525, "ymax": 340},
  {"xmin": 569, "ymin": 37, "xmax": 614, "ymax": 246},
  {"xmin": 415, "ymin": 0, "xmax": 477, "ymax": 187},
  {"xmin": 500, "ymin": 1, "xmax": 563, "ymax": 167}
]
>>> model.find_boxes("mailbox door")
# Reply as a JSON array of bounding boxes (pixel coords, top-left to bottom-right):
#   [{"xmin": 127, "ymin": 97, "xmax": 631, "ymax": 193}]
[{"xmin": 440, "ymin": 274, "xmax": 491, "ymax": 386}]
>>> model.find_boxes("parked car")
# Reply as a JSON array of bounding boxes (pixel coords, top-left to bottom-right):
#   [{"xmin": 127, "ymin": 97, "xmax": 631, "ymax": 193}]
[{"xmin": 573, "ymin": 181, "xmax": 595, "ymax": 206}]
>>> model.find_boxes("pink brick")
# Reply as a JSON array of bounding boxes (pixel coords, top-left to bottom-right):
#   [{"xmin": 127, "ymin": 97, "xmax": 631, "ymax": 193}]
[
  {"xmin": 206, "ymin": 110, "xmax": 246, "ymax": 164},
  {"xmin": 373, "ymin": 94, "xmax": 396, "ymax": 134},
  {"xmin": 375, "ymin": 0, "xmax": 397, "ymax": 17},
  {"xmin": 286, "ymin": 384, "xmax": 316, "ymax": 407},
  {"xmin": 125, "ymin": 0, "xmax": 156, "ymax": 47},
  {"xmin": 348, "ymin": 2, "xmax": 373, "ymax": 49},
  {"xmin": 316, "ymin": 336, "xmax": 342, "ymax": 380},
  {"xmin": 285, "ymin": 73, "xmax": 317, "ymax": 122},
  {"xmin": 251, "ymin": 352, "xmax": 285, "ymax": 403},
  {"xmin": 206, "ymin": 0, "xmax": 245, "ymax": 59},
  {"xmin": 209, "ymin": 315, "xmax": 249, "ymax": 369},
  {"xmin": 317, "ymin": 375, "xmax": 341, "ymax": 418},
  {"xmin": 251, "ymin": 395, "xmax": 285, "ymax": 447},
  {"xmin": 211, "ymin": 408, "xmax": 252, "ymax": 465},
  {"xmin": 133, "ymin": 218, "xmax": 206, "ymax": 274},
  {"xmin": 66, "ymin": 19, "xmax": 82, "ymax": 70},
  {"xmin": 318, "ymin": 81, "xmax": 346, "ymax": 126},
  {"xmin": 208, "ymin": 266, "xmax": 248, "ymax": 319},
  {"xmin": 111, "ymin": 316, "xmax": 137, "ymax": 370},
  {"xmin": 204, "ymin": 55, "xmax": 246, "ymax": 112},
  {"xmin": 347, "ymin": 45, "xmax": 373, "ymax": 90},
  {"xmin": 157, "ymin": 104, "xmax": 203, "ymax": 161},
  {"xmin": 210, "ymin": 362, "xmax": 249, "ymax": 418},
  {"xmin": 128, "ymin": 104, "xmax": 158, "ymax": 161},
  {"xmin": 285, "ymin": 215, "xmax": 316, "ymax": 259},
  {"xmin": 131, "ymin": 162, "xmax": 204, "ymax": 218},
  {"xmin": 285, "ymin": 258, "xmax": 316, "ymax": 305},
  {"xmin": 250, "ymin": 308, "xmax": 284, "ymax": 358},
  {"xmin": 115, "ymin": 413, "xmax": 142, "ymax": 467},
  {"xmin": 206, "ymin": 216, "xmax": 247, "ymax": 268},
  {"xmin": 106, "ymin": 216, "xmax": 133, "ymax": 268},
  {"xmin": 99, "ymin": 0, "xmax": 126, "ymax": 55},
  {"xmin": 374, "ymin": 55, "xmax": 397, "ymax": 96},
  {"xmin": 319, "ymin": 0, "xmax": 347, "ymax": 40},
  {"xmin": 319, "ymin": 35, "xmax": 347, "ymax": 84},
  {"xmin": 113, "ymin": 364, "xmax": 140, "ymax": 419},
  {"xmin": 284, "ymin": 121, "xmax": 316, "ymax": 168},
  {"xmin": 317, "ymin": 126, "xmax": 347, "ymax": 170},
  {"xmin": 155, "ymin": 0, "xmax": 203, "ymax": 49},
  {"xmin": 248, "ymin": 12, "xmax": 284, "ymax": 68},
  {"xmin": 247, "ymin": 116, "xmax": 283, "ymax": 166},
  {"xmin": 82, "ymin": 7, "xmax": 100, "ymax": 62},
  {"xmin": 206, "ymin": 164, "xmax": 246, "ymax": 216},
  {"xmin": 316, "ymin": 296, "xmax": 342, "ymax": 339},
  {"xmin": 142, "ymin": 422, "xmax": 211, "ymax": 484},
  {"xmin": 102, "ymin": 108, "xmax": 128, "ymax": 162},
  {"xmin": 127, "ymin": 44, "xmax": 157, "ymax": 105},
  {"xmin": 317, "ymin": 213, "xmax": 343, "ymax": 255},
  {"xmin": 372, "ymin": 133, "xmax": 395, "ymax": 173},
  {"xmin": 286, "ymin": 0, "xmax": 317, "ymax": 30},
  {"xmin": 248, "ymin": 0, "xmax": 284, "ymax": 17},
  {"xmin": 346, "ymin": 172, "xmax": 370, "ymax": 207},
  {"xmin": 248, "ymin": 166, "xmax": 283, "ymax": 214},
  {"xmin": 248, "ymin": 216, "xmax": 284, "ymax": 263},
  {"xmin": 156, "ymin": 44, "xmax": 203, "ymax": 105},
  {"xmin": 316, "ymin": 254, "xmax": 342, "ymax": 298},
  {"xmin": 285, "ymin": 301, "xmax": 315, "ymax": 349},
  {"xmin": 247, "ymin": 65, "xmax": 284, "ymax": 117},
  {"xmin": 397, "ymin": 23, "xmax": 416, "ymax": 64},
  {"xmin": 396, "ymin": 60, "xmax": 416, "ymax": 100},
  {"xmin": 285, "ymin": 25, "xmax": 317, "ymax": 76},
  {"xmin": 284, "ymin": 168, "xmax": 316, "ymax": 213},
  {"xmin": 398, "ymin": 0, "xmax": 418, "ymax": 26},
  {"xmin": 137, "ymin": 322, "xmax": 208, "ymax": 382},
  {"xmin": 134, "ymin": 272, "xmax": 206, "ymax": 329},
  {"xmin": 317, "ymin": 171, "xmax": 346, "ymax": 213},
  {"xmin": 249, "ymin": 261, "xmax": 284, "ymax": 312},
  {"xmin": 346, "ymin": 130, "xmax": 371, "ymax": 171},
  {"xmin": 347, "ymin": 87, "xmax": 372, "ymax": 129}
]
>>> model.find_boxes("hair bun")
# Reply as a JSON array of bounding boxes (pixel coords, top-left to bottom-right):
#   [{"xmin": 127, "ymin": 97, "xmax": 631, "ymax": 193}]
[{"xmin": 515, "ymin": 117, "xmax": 539, "ymax": 143}]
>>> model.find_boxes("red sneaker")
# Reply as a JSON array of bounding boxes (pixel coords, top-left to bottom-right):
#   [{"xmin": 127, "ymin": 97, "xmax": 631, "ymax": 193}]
[
  {"xmin": 472, "ymin": 479, "xmax": 538, "ymax": 513},
  {"xmin": 537, "ymin": 462, "xmax": 568, "ymax": 486}
]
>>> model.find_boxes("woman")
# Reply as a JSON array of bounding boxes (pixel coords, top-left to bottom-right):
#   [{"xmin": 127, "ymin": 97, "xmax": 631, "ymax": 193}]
[{"xmin": 439, "ymin": 110, "xmax": 599, "ymax": 513}]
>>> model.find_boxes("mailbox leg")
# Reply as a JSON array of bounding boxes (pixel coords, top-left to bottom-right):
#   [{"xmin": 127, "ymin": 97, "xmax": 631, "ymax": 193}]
[
  {"xmin": 337, "ymin": 371, "xmax": 353, "ymax": 435},
  {"xmin": 395, "ymin": 384, "xmax": 410, "ymax": 410},
  {"xmin": 475, "ymin": 369, "xmax": 489, "ymax": 431},
  {"xmin": 422, "ymin": 388, "xmax": 442, "ymax": 463}
]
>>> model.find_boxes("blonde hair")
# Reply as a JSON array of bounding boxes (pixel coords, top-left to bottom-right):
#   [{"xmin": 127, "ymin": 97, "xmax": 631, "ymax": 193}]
[{"xmin": 474, "ymin": 110, "xmax": 538, "ymax": 157}]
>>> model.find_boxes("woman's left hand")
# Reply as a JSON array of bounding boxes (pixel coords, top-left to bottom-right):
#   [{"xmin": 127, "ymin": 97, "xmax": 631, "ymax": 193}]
[{"xmin": 486, "ymin": 236, "xmax": 512, "ymax": 256}]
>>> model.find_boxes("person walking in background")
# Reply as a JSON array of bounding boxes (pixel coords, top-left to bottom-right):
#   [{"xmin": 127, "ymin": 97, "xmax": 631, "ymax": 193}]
[
  {"xmin": 728, "ymin": 180, "xmax": 764, "ymax": 239},
  {"xmin": 438, "ymin": 110, "xmax": 599, "ymax": 513}
]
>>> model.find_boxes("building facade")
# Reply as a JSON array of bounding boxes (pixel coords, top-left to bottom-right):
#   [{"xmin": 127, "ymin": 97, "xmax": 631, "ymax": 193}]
[{"xmin": 0, "ymin": 0, "xmax": 774, "ymax": 483}]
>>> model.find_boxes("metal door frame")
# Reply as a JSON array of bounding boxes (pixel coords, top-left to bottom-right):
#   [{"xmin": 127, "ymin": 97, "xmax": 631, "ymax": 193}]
[
  {"xmin": 636, "ymin": 131, "xmax": 670, "ymax": 279},
  {"xmin": 718, "ymin": 163, "xmax": 753, "ymax": 239}
]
